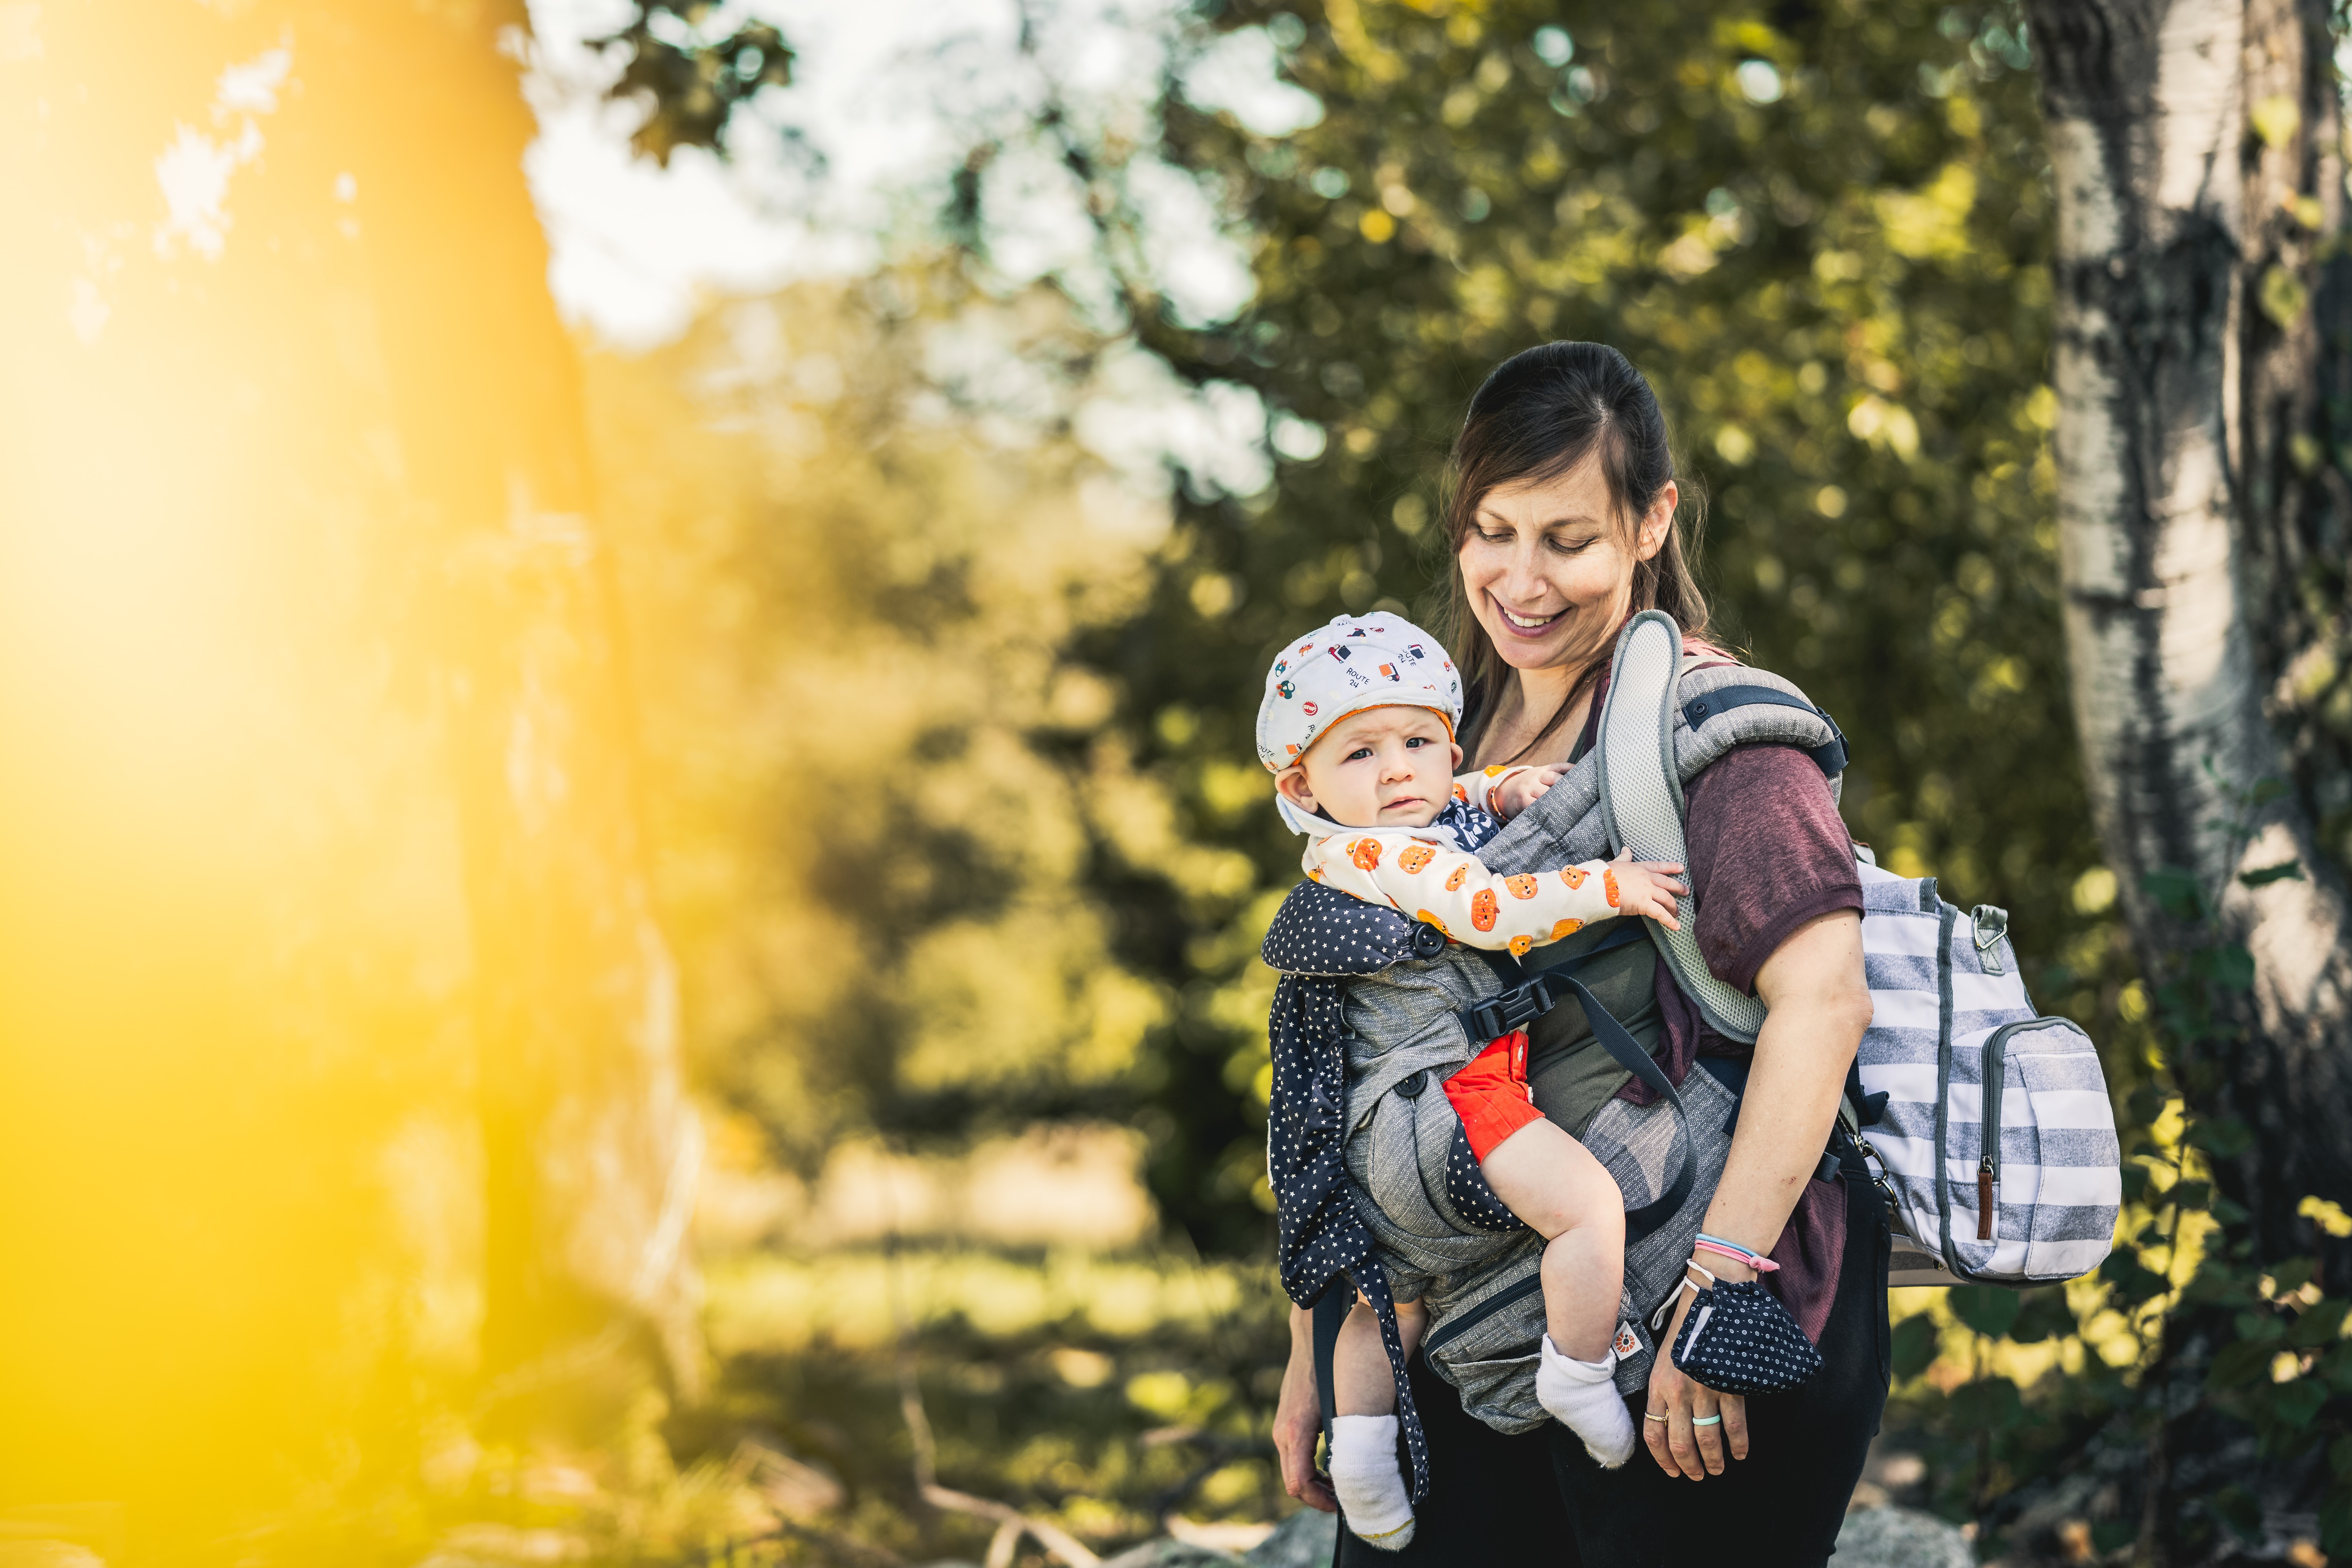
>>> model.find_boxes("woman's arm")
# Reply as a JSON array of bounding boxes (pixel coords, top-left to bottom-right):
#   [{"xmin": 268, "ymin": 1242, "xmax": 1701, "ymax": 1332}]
[
  {"xmin": 1642, "ymin": 908, "xmax": 1871, "ymax": 1479},
  {"xmin": 1274, "ymin": 1305, "xmax": 1338, "ymax": 1511}
]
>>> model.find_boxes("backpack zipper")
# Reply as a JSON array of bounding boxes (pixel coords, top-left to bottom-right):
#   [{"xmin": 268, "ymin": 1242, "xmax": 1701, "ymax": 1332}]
[{"xmin": 1975, "ymin": 1016, "xmax": 2067, "ymax": 1242}]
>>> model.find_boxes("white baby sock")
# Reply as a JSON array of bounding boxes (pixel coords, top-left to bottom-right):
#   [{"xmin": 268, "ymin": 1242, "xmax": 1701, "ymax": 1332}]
[
  {"xmin": 1536, "ymin": 1334, "xmax": 1637, "ymax": 1469},
  {"xmin": 1327, "ymin": 1414, "xmax": 1415, "ymax": 1551}
]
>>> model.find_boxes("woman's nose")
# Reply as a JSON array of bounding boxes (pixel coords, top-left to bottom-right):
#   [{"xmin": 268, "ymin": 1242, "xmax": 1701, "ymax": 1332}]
[{"xmin": 1501, "ymin": 541, "xmax": 1552, "ymax": 601}]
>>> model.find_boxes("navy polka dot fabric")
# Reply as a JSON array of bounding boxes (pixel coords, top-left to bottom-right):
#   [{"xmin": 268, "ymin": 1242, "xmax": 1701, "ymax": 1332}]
[
  {"xmin": 1260, "ymin": 878, "xmax": 1420, "ymax": 977},
  {"xmin": 1445, "ymin": 1124, "xmax": 1522, "ymax": 1232},
  {"xmin": 1261, "ymin": 880, "xmax": 1433, "ymax": 1498},
  {"xmin": 1669, "ymin": 1278, "xmax": 1825, "ymax": 1396},
  {"xmin": 1433, "ymin": 792, "xmax": 1504, "ymax": 854}
]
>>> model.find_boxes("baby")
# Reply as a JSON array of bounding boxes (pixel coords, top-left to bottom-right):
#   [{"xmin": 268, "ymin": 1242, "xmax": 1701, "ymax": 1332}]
[{"xmin": 1257, "ymin": 614, "xmax": 1688, "ymax": 1550}]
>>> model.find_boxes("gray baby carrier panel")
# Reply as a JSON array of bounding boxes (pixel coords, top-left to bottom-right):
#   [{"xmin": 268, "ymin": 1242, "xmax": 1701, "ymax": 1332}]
[{"xmin": 1321, "ymin": 613, "xmax": 1849, "ymax": 1426}]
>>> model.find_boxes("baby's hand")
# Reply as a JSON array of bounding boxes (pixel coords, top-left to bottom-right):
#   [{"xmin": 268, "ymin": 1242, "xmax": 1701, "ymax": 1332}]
[
  {"xmin": 1605, "ymin": 848, "xmax": 1688, "ymax": 931},
  {"xmin": 1492, "ymin": 765, "xmax": 1568, "ymax": 820}
]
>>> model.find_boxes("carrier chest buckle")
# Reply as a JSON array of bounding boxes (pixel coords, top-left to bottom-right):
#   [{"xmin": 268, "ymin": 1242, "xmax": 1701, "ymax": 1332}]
[{"xmin": 1466, "ymin": 975, "xmax": 1559, "ymax": 1043}]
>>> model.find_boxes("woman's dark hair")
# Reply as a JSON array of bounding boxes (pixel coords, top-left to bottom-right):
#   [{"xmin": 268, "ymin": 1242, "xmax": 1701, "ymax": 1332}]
[{"xmin": 1433, "ymin": 341, "xmax": 1712, "ymax": 764}]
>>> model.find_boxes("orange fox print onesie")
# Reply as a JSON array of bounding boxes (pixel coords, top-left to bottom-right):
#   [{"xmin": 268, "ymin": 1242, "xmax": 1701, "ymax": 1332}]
[{"xmin": 1300, "ymin": 768, "xmax": 1631, "ymax": 956}]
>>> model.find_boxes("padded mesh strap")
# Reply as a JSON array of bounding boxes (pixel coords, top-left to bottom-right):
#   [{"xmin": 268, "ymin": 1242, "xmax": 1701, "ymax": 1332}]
[{"xmin": 1597, "ymin": 611, "xmax": 1769, "ymax": 1043}]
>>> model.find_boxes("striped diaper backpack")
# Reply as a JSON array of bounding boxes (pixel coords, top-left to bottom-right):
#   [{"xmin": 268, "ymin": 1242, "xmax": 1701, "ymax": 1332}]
[
  {"xmin": 1849, "ymin": 864, "xmax": 2123, "ymax": 1285},
  {"xmin": 1600, "ymin": 611, "xmax": 2123, "ymax": 1289}
]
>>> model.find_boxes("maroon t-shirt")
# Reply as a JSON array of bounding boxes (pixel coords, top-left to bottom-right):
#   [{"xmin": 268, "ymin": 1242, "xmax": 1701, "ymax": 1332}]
[{"xmin": 1572, "ymin": 677, "xmax": 1864, "ymax": 1340}]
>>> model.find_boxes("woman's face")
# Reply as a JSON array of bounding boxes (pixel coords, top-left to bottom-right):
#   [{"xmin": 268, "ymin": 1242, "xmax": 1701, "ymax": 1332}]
[{"xmin": 1457, "ymin": 454, "xmax": 1675, "ymax": 675}]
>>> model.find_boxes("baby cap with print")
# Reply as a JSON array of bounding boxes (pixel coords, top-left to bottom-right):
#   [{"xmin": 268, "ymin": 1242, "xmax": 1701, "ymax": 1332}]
[{"xmin": 1256, "ymin": 613, "xmax": 1463, "ymax": 773}]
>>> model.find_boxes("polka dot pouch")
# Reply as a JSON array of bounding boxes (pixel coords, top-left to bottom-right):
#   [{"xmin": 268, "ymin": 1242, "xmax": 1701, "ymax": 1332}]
[{"xmin": 1664, "ymin": 1266, "xmax": 1824, "ymax": 1396}]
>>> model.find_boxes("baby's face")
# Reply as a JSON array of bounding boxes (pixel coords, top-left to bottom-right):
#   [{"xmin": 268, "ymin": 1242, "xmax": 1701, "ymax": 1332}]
[{"xmin": 1277, "ymin": 705, "xmax": 1462, "ymax": 830}]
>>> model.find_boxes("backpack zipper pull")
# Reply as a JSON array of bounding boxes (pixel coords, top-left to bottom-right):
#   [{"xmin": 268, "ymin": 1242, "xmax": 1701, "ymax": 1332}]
[{"xmin": 1977, "ymin": 1155, "xmax": 1997, "ymax": 1241}]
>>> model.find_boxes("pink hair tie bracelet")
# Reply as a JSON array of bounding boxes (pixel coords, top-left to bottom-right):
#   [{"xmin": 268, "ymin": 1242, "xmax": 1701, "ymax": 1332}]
[{"xmin": 1692, "ymin": 1233, "xmax": 1780, "ymax": 1273}]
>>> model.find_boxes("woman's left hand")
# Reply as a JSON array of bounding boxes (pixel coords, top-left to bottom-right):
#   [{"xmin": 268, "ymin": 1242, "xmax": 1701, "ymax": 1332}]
[{"xmin": 1642, "ymin": 1275, "xmax": 1749, "ymax": 1479}]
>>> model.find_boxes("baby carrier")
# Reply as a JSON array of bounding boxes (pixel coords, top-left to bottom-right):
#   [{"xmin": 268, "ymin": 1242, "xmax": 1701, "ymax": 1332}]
[{"xmin": 1265, "ymin": 611, "xmax": 2121, "ymax": 1481}]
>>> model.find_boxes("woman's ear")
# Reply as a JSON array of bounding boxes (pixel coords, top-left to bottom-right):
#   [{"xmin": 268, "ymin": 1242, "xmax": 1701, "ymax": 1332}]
[
  {"xmin": 1636, "ymin": 479, "xmax": 1677, "ymax": 562},
  {"xmin": 1275, "ymin": 766, "xmax": 1318, "ymax": 814}
]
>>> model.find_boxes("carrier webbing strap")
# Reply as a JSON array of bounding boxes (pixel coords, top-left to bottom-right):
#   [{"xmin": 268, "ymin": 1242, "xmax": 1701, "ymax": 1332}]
[
  {"xmin": 1311, "ymin": 1283, "xmax": 1345, "ymax": 1476},
  {"xmin": 1459, "ymin": 932, "xmax": 1695, "ymax": 1247}
]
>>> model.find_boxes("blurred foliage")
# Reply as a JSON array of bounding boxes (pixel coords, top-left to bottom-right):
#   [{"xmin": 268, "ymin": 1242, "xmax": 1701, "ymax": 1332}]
[
  {"xmin": 574, "ymin": 274, "xmax": 1302, "ymax": 1553},
  {"xmin": 587, "ymin": 276, "xmax": 1208, "ymax": 1171},
  {"xmin": 594, "ymin": 3, "xmax": 798, "ymax": 165}
]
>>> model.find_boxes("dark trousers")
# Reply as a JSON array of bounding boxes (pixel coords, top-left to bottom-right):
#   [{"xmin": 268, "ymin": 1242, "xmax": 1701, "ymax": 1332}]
[{"xmin": 1334, "ymin": 1169, "xmax": 1891, "ymax": 1568}]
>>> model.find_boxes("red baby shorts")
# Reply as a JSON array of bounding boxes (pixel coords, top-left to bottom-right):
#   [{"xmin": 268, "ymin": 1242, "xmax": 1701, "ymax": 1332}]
[{"xmin": 1442, "ymin": 1028, "xmax": 1546, "ymax": 1161}]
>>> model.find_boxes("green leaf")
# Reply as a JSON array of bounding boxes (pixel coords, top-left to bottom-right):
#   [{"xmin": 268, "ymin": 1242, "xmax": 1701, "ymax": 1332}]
[
  {"xmin": 2195, "ymin": 945, "xmax": 2257, "ymax": 993},
  {"xmin": 2008, "ymin": 1289, "xmax": 2078, "ymax": 1345},
  {"xmin": 2210, "ymin": 1337, "xmax": 2278, "ymax": 1389},
  {"xmin": 2210, "ymin": 1483, "xmax": 2264, "ymax": 1541},
  {"xmin": 2240, "ymin": 860, "xmax": 2304, "ymax": 888},
  {"xmin": 2323, "ymin": 1486, "xmax": 2352, "ymax": 1560},
  {"xmin": 2235, "ymin": 1310, "xmax": 2288, "ymax": 1343},
  {"xmin": 2290, "ymin": 1299, "xmax": 2351, "ymax": 1348},
  {"xmin": 2091, "ymin": 1521, "xmax": 2137, "ymax": 1553},
  {"xmin": 2101, "ymin": 1252, "xmax": 2171, "ymax": 1305},
  {"xmin": 1950, "ymin": 1285, "xmax": 2022, "ymax": 1339},
  {"xmin": 2170, "ymin": 1179, "xmax": 2212, "ymax": 1212},
  {"xmin": 1946, "ymin": 1376, "xmax": 2026, "ymax": 1433},
  {"xmin": 2120, "ymin": 1162, "xmax": 2153, "ymax": 1201},
  {"xmin": 2268, "ymin": 1379, "xmax": 2327, "ymax": 1430},
  {"xmin": 1891, "ymin": 1314, "xmax": 1941, "ymax": 1380},
  {"xmin": 2143, "ymin": 867, "xmax": 2206, "ymax": 921},
  {"xmin": 2251, "ymin": 93, "xmax": 2303, "ymax": 148},
  {"xmin": 2261, "ymin": 266, "xmax": 2311, "ymax": 329},
  {"xmin": 2191, "ymin": 1118, "xmax": 2256, "ymax": 1158}
]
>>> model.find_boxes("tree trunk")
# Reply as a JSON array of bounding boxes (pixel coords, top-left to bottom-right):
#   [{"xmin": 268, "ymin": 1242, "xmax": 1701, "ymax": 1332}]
[
  {"xmin": 2029, "ymin": 0, "xmax": 2352, "ymax": 1251},
  {"xmin": 313, "ymin": 0, "xmax": 706, "ymax": 1401}
]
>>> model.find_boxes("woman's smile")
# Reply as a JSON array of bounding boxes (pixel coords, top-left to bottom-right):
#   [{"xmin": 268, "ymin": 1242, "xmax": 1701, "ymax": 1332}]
[{"xmin": 1490, "ymin": 593, "xmax": 1566, "ymax": 636}]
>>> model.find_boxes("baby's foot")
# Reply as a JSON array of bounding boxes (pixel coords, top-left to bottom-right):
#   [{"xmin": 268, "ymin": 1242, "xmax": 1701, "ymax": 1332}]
[
  {"xmin": 1327, "ymin": 1414, "xmax": 1416, "ymax": 1550},
  {"xmin": 1535, "ymin": 1334, "xmax": 1637, "ymax": 1469}
]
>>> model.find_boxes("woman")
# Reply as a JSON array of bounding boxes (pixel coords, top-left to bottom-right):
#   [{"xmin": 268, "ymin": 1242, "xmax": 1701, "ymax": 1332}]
[{"xmin": 1269, "ymin": 343, "xmax": 1889, "ymax": 1566}]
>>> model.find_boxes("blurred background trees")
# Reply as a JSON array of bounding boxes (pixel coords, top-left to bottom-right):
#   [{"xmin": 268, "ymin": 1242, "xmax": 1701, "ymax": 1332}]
[{"xmin": 8, "ymin": 0, "xmax": 2352, "ymax": 1562}]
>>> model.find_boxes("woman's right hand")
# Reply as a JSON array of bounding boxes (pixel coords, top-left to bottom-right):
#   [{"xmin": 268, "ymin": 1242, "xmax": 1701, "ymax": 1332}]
[{"xmin": 1276, "ymin": 1306, "xmax": 1338, "ymax": 1511}]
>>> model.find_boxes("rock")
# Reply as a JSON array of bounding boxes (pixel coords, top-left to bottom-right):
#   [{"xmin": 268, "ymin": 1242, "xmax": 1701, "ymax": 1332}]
[
  {"xmin": 1833, "ymin": 1505, "xmax": 1974, "ymax": 1568},
  {"xmin": 1243, "ymin": 1510, "xmax": 1337, "ymax": 1568},
  {"xmin": 1096, "ymin": 1542, "xmax": 1243, "ymax": 1568}
]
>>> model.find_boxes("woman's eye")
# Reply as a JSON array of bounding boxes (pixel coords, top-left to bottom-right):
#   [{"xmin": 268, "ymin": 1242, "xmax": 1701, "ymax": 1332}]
[{"xmin": 1548, "ymin": 536, "xmax": 1593, "ymax": 556}]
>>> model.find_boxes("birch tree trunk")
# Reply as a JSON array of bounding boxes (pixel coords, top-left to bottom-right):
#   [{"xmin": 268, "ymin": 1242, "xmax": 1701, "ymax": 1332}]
[{"xmin": 2028, "ymin": 0, "xmax": 2352, "ymax": 1262}]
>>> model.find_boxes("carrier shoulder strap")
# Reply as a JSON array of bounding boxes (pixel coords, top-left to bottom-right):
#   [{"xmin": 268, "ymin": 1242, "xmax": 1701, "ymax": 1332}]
[
  {"xmin": 1596, "ymin": 611, "xmax": 1768, "ymax": 1044},
  {"xmin": 1600, "ymin": 611, "xmax": 1876, "ymax": 1143}
]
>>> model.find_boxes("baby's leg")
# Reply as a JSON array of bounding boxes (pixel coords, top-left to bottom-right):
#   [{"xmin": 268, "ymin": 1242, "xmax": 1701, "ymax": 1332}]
[
  {"xmin": 1478, "ymin": 1121, "xmax": 1636, "ymax": 1468},
  {"xmin": 1333, "ymin": 1296, "xmax": 1403, "ymax": 1415},
  {"xmin": 1478, "ymin": 1119, "xmax": 1626, "ymax": 1359},
  {"xmin": 1328, "ymin": 1295, "xmax": 1422, "ymax": 1550}
]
